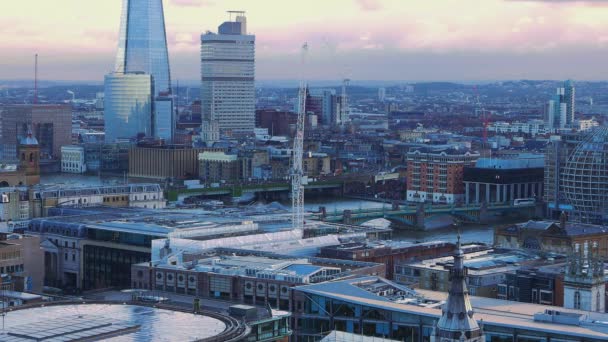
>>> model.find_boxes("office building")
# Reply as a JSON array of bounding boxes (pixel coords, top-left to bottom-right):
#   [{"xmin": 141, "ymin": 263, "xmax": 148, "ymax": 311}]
[
  {"xmin": 60, "ymin": 145, "xmax": 86, "ymax": 174},
  {"xmin": 294, "ymin": 276, "xmax": 608, "ymax": 341},
  {"xmin": 0, "ymin": 104, "xmax": 71, "ymax": 161},
  {"xmin": 105, "ymin": 0, "xmax": 174, "ymax": 142},
  {"xmin": 104, "ymin": 72, "xmax": 153, "ymax": 142},
  {"xmin": 0, "ymin": 232, "xmax": 44, "ymax": 293},
  {"xmin": 201, "ymin": 12, "xmax": 255, "ymax": 134},
  {"xmin": 132, "ymin": 249, "xmax": 381, "ymax": 311},
  {"xmin": 129, "ymin": 146, "xmax": 215, "ymax": 180},
  {"xmin": 198, "ymin": 151, "xmax": 241, "ymax": 183},
  {"xmin": 153, "ymin": 96, "xmax": 175, "ymax": 142},
  {"xmin": 546, "ymin": 80, "xmax": 575, "ymax": 129},
  {"xmin": 406, "ymin": 147, "xmax": 479, "ymax": 204},
  {"xmin": 463, "ymin": 154, "xmax": 544, "ymax": 205}
]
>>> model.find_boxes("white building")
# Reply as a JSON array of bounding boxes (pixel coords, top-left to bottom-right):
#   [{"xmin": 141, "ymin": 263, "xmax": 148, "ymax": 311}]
[
  {"xmin": 201, "ymin": 12, "xmax": 255, "ymax": 134},
  {"xmin": 61, "ymin": 146, "xmax": 86, "ymax": 174},
  {"xmin": 563, "ymin": 241, "xmax": 605, "ymax": 313}
]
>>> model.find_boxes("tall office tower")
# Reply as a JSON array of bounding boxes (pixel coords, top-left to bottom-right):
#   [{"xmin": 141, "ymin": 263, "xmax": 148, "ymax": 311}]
[
  {"xmin": 201, "ymin": 11, "xmax": 255, "ymax": 134},
  {"xmin": 0, "ymin": 104, "xmax": 71, "ymax": 161},
  {"xmin": 104, "ymin": 73, "xmax": 153, "ymax": 143},
  {"xmin": 546, "ymin": 80, "xmax": 575, "ymax": 130},
  {"xmin": 309, "ymin": 89, "xmax": 336, "ymax": 125},
  {"xmin": 378, "ymin": 87, "xmax": 386, "ymax": 102},
  {"xmin": 114, "ymin": 0, "xmax": 171, "ymax": 94},
  {"xmin": 105, "ymin": 0, "xmax": 173, "ymax": 143}
]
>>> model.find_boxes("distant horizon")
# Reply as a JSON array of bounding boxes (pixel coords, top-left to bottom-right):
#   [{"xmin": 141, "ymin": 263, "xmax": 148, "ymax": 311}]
[
  {"xmin": 1, "ymin": 78, "xmax": 604, "ymax": 89},
  {"xmin": 2, "ymin": 1, "xmax": 608, "ymax": 81}
]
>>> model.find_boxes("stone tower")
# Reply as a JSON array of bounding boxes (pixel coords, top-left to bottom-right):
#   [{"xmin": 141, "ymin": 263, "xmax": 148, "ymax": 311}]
[
  {"xmin": 19, "ymin": 127, "xmax": 40, "ymax": 185},
  {"xmin": 431, "ymin": 235, "xmax": 485, "ymax": 342},
  {"xmin": 563, "ymin": 241, "xmax": 605, "ymax": 312}
]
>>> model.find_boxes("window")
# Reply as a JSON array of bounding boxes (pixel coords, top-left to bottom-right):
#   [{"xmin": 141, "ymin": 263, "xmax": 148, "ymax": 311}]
[
  {"xmin": 574, "ymin": 291, "xmax": 581, "ymax": 310},
  {"xmin": 72, "ymin": 253, "xmax": 75, "ymax": 262},
  {"xmin": 64, "ymin": 253, "xmax": 68, "ymax": 261}
]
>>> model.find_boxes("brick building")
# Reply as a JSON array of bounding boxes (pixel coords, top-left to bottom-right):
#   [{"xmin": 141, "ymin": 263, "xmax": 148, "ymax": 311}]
[{"xmin": 406, "ymin": 147, "xmax": 479, "ymax": 204}]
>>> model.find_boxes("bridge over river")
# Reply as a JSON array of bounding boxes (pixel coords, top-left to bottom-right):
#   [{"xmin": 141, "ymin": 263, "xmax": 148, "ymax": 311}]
[{"xmin": 311, "ymin": 202, "xmax": 541, "ymax": 230}]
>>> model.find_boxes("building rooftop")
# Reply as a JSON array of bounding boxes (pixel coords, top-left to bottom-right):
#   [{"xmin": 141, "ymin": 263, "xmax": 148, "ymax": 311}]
[
  {"xmin": 296, "ymin": 276, "xmax": 608, "ymax": 340},
  {"xmin": 502, "ymin": 220, "xmax": 608, "ymax": 237},
  {"xmin": 0, "ymin": 304, "xmax": 227, "ymax": 341},
  {"xmin": 401, "ymin": 248, "xmax": 556, "ymax": 276}
]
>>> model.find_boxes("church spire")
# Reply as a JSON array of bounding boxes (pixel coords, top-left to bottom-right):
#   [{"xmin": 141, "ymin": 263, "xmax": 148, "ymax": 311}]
[{"xmin": 431, "ymin": 233, "xmax": 485, "ymax": 342}]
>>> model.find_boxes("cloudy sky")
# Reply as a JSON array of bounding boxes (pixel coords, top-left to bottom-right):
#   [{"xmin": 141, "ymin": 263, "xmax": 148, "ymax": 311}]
[{"xmin": 1, "ymin": 0, "xmax": 608, "ymax": 82}]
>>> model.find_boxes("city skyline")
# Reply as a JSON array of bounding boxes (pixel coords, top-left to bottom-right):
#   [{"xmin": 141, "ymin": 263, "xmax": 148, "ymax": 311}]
[{"xmin": 2, "ymin": 0, "xmax": 608, "ymax": 82}]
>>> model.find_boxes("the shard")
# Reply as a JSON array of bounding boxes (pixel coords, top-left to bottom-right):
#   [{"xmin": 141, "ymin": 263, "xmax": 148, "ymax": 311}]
[{"xmin": 114, "ymin": 0, "xmax": 171, "ymax": 94}]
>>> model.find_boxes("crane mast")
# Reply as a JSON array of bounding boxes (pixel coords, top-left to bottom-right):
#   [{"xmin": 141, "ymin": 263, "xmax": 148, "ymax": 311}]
[
  {"xmin": 339, "ymin": 78, "xmax": 350, "ymax": 124},
  {"xmin": 292, "ymin": 43, "xmax": 308, "ymax": 231}
]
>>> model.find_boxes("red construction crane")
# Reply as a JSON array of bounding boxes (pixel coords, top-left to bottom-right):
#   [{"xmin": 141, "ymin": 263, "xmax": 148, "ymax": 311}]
[{"xmin": 473, "ymin": 86, "xmax": 490, "ymax": 145}]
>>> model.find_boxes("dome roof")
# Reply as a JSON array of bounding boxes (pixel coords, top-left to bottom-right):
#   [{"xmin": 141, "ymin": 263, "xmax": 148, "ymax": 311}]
[{"xmin": 562, "ymin": 127, "xmax": 608, "ymax": 223}]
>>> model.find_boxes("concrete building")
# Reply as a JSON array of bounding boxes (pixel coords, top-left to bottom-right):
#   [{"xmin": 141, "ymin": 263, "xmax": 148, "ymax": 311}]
[
  {"xmin": 494, "ymin": 217, "xmax": 608, "ymax": 258},
  {"xmin": 0, "ymin": 104, "xmax": 71, "ymax": 162},
  {"xmin": 30, "ymin": 183, "xmax": 166, "ymax": 217},
  {"xmin": 395, "ymin": 248, "xmax": 552, "ymax": 298},
  {"xmin": 61, "ymin": 145, "xmax": 86, "ymax": 174},
  {"xmin": 498, "ymin": 266, "xmax": 565, "ymax": 307},
  {"xmin": 255, "ymin": 109, "xmax": 297, "ymax": 137},
  {"xmin": 201, "ymin": 12, "xmax": 255, "ymax": 134},
  {"xmin": 406, "ymin": 147, "xmax": 479, "ymax": 204},
  {"xmin": 294, "ymin": 275, "xmax": 608, "ymax": 341},
  {"xmin": 132, "ymin": 248, "xmax": 382, "ymax": 311},
  {"xmin": 198, "ymin": 151, "xmax": 241, "ymax": 183},
  {"xmin": 24, "ymin": 208, "xmax": 256, "ymax": 290},
  {"xmin": 319, "ymin": 240, "xmax": 456, "ymax": 280},
  {"xmin": 463, "ymin": 155, "xmax": 544, "ymax": 205},
  {"xmin": 0, "ymin": 232, "xmax": 44, "ymax": 293},
  {"xmin": 129, "ymin": 146, "xmax": 214, "ymax": 180}
]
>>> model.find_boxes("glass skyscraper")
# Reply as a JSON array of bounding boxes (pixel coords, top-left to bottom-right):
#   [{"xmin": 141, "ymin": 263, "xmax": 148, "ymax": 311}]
[
  {"xmin": 104, "ymin": 73, "xmax": 153, "ymax": 142},
  {"xmin": 105, "ymin": 0, "xmax": 173, "ymax": 142},
  {"xmin": 114, "ymin": 0, "xmax": 171, "ymax": 94}
]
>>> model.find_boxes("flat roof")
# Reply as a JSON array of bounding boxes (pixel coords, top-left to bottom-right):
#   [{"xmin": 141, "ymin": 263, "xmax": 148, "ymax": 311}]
[{"xmin": 297, "ymin": 277, "xmax": 608, "ymax": 339}]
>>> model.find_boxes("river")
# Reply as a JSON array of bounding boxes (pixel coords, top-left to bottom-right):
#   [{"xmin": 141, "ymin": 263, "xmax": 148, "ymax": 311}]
[{"xmin": 39, "ymin": 174, "xmax": 498, "ymax": 244}]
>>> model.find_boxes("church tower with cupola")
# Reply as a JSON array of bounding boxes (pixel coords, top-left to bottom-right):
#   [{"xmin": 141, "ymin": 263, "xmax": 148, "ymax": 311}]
[
  {"xmin": 19, "ymin": 127, "xmax": 40, "ymax": 185},
  {"xmin": 563, "ymin": 241, "xmax": 605, "ymax": 312},
  {"xmin": 431, "ymin": 234, "xmax": 485, "ymax": 342}
]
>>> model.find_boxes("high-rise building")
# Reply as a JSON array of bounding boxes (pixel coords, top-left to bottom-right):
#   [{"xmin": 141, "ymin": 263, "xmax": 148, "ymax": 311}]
[
  {"xmin": 114, "ymin": 0, "xmax": 171, "ymax": 94},
  {"xmin": 201, "ymin": 11, "xmax": 255, "ymax": 134},
  {"xmin": 104, "ymin": 73, "xmax": 153, "ymax": 142},
  {"xmin": 546, "ymin": 80, "xmax": 575, "ymax": 129},
  {"xmin": 105, "ymin": 0, "xmax": 173, "ymax": 143}
]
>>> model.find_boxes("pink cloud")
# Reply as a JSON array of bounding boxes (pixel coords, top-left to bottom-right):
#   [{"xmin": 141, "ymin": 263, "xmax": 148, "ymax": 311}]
[
  {"xmin": 171, "ymin": 0, "xmax": 214, "ymax": 7},
  {"xmin": 355, "ymin": 0, "xmax": 383, "ymax": 11}
]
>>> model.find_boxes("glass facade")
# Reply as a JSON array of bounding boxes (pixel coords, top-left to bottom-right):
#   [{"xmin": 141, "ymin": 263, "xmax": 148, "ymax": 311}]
[
  {"xmin": 83, "ymin": 244, "xmax": 149, "ymax": 290},
  {"xmin": 104, "ymin": 73, "xmax": 153, "ymax": 142},
  {"xmin": 115, "ymin": 0, "xmax": 171, "ymax": 94},
  {"xmin": 154, "ymin": 97, "xmax": 174, "ymax": 141}
]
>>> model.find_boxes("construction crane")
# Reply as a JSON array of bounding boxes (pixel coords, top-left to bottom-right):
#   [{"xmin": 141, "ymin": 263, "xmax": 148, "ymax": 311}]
[
  {"xmin": 34, "ymin": 54, "xmax": 38, "ymax": 104},
  {"xmin": 291, "ymin": 43, "xmax": 309, "ymax": 231},
  {"xmin": 473, "ymin": 85, "xmax": 490, "ymax": 146},
  {"xmin": 339, "ymin": 78, "xmax": 350, "ymax": 124}
]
